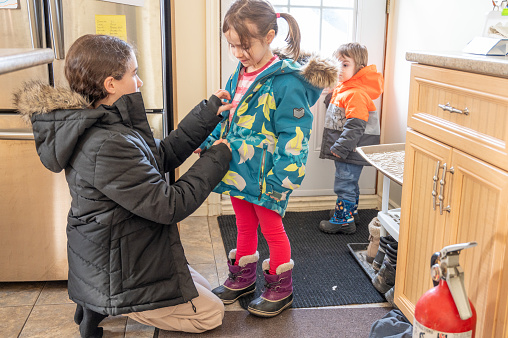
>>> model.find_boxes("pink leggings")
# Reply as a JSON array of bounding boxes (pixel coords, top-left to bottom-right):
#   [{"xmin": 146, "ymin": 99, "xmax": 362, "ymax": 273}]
[{"xmin": 231, "ymin": 197, "xmax": 291, "ymax": 275}]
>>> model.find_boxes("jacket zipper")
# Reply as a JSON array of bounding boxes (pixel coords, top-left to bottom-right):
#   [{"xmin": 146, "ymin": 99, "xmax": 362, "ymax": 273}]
[
  {"xmin": 258, "ymin": 144, "xmax": 268, "ymax": 200},
  {"xmin": 222, "ymin": 67, "xmax": 280, "ymax": 139}
]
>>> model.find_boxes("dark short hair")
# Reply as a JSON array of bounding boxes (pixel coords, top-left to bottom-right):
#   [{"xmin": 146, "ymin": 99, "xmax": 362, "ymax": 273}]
[
  {"xmin": 334, "ymin": 42, "xmax": 368, "ymax": 74},
  {"xmin": 64, "ymin": 34, "xmax": 134, "ymax": 105}
]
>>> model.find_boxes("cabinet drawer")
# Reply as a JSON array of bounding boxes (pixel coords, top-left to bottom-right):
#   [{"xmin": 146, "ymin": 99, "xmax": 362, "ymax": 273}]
[{"xmin": 408, "ymin": 64, "xmax": 508, "ymax": 171}]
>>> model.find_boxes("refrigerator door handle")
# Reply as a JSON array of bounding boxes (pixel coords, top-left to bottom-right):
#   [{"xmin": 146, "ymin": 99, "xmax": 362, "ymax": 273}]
[
  {"xmin": 0, "ymin": 132, "xmax": 35, "ymax": 140},
  {"xmin": 27, "ymin": 0, "xmax": 44, "ymax": 49},
  {"xmin": 47, "ymin": 0, "xmax": 65, "ymax": 60}
]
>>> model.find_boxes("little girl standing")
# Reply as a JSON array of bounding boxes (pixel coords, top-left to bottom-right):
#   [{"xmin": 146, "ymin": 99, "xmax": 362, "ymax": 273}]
[{"xmin": 199, "ymin": 0, "xmax": 338, "ymax": 317}]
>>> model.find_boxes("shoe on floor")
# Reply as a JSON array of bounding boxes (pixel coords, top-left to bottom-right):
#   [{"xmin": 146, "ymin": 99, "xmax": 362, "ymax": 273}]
[
  {"xmin": 248, "ymin": 259, "xmax": 294, "ymax": 317},
  {"xmin": 386, "ymin": 242, "xmax": 398, "ymax": 265},
  {"xmin": 212, "ymin": 249, "xmax": 258, "ymax": 304},
  {"xmin": 371, "ymin": 235, "xmax": 397, "ymax": 271},
  {"xmin": 320, "ymin": 200, "xmax": 356, "ymax": 234},
  {"xmin": 384, "ymin": 286, "xmax": 396, "ymax": 308},
  {"xmin": 366, "ymin": 217, "xmax": 381, "ymax": 263},
  {"xmin": 372, "ymin": 260, "xmax": 396, "ymax": 294}
]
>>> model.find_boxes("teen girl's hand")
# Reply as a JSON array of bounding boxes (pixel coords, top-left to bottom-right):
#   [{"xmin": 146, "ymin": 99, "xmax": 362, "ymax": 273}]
[
  {"xmin": 212, "ymin": 139, "xmax": 231, "ymax": 152},
  {"xmin": 213, "ymin": 89, "xmax": 233, "ymax": 115},
  {"xmin": 194, "ymin": 139, "xmax": 230, "ymax": 156}
]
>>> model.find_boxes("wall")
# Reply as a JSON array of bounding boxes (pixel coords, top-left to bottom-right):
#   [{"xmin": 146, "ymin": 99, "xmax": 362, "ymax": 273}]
[
  {"xmin": 382, "ymin": 0, "xmax": 492, "ymax": 204},
  {"xmin": 173, "ymin": 0, "xmax": 208, "ymax": 175}
]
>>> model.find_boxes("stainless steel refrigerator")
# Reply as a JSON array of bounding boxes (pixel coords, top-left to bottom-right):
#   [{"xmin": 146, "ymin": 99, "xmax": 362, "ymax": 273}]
[{"xmin": 0, "ymin": 0, "xmax": 174, "ymax": 281}]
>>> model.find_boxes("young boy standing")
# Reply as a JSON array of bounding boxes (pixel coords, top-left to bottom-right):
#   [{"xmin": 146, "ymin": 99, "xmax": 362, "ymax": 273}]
[{"xmin": 319, "ymin": 42, "xmax": 384, "ymax": 234}]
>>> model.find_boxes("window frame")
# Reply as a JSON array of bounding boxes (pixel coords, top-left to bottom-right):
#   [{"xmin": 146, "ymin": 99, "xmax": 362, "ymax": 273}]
[{"xmin": 271, "ymin": 0, "xmax": 358, "ymax": 54}]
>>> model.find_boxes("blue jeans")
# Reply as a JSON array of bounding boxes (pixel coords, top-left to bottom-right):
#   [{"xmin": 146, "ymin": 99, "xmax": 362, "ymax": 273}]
[{"xmin": 334, "ymin": 161, "xmax": 363, "ymax": 203}]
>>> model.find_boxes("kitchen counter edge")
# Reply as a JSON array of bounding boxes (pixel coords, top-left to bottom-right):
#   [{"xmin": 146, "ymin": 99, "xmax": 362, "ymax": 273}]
[{"xmin": 406, "ymin": 51, "xmax": 508, "ymax": 78}]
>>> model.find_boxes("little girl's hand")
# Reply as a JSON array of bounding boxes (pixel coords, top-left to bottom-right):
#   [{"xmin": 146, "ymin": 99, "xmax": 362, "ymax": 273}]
[{"xmin": 213, "ymin": 90, "xmax": 233, "ymax": 115}]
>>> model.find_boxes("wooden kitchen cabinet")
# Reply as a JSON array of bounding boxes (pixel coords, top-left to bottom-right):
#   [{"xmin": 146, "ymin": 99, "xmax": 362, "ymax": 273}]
[{"xmin": 395, "ymin": 64, "xmax": 508, "ymax": 337}]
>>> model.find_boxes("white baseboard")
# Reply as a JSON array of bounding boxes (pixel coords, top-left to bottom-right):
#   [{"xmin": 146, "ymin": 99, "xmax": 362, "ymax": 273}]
[
  {"xmin": 220, "ymin": 194, "xmax": 381, "ymax": 215},
  {"xmin": 188, "ymin": 193, "xmax": 403, "ymax": 217}
]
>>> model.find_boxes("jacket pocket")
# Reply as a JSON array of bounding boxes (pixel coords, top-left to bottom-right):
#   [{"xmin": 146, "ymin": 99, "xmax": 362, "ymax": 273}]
[{"xmin": 119, "ymin": 225, "xmax": 175, "ymax": 291}]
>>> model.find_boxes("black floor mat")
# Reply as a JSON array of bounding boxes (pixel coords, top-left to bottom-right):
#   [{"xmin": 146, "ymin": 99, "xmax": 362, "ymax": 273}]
[
  {"xmin": 217, "ymin": 209, "xmax": 385, "ymax": 309},
  {"xmin": 156, "ymin": 306, "xmax": 392, "ymax": 337}
]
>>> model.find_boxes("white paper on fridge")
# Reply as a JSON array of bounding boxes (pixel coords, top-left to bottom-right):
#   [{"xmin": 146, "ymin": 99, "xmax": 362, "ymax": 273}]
[
  {"xmin": 463, "ymin": 37, "xmax": 508, "ymax": 56},
  {"xmin": 99, "ymin": 0, "xmax": 144, "ymax": 6}
]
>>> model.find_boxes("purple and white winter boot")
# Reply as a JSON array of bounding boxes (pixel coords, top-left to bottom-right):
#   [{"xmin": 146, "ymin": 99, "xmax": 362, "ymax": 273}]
[
  {"xmin": 247, "ymin": 259, "xmax": 294, "ymax": 317},
  {"xmin": 212, "ymin": 249, "xmax": 258, "ymax": 304}
]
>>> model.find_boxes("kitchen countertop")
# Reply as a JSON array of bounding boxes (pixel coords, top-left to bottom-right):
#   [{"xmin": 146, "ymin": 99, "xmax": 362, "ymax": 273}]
[
  {"xmin": 0, "ymin": 48, "xmax": 54, "ymax": 75},
  {"xmin": 406, "ymin": 51, "xmax": 508, "ymax": 78}
]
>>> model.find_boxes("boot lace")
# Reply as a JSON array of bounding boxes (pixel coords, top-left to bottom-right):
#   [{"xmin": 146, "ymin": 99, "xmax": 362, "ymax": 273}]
[
  {"xmin": 264, "ymin": 276, "xmax": 286, "ymax": 291},
  {"xmin": 228, "ymin": 271, "xmax": 240, "ymax": 281},
  {"xmin": 228, "ymin": 267, "xmax": 247, "ymax": 281}
]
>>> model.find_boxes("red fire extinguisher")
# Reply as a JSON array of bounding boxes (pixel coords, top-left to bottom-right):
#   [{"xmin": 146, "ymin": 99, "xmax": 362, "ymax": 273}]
[{"xmin": 413, "ymin": 242, "xmax": 477, "ymax": 337}]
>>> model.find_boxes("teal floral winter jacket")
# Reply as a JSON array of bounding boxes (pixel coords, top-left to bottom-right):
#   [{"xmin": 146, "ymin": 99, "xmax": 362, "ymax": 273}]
[{"xmin": 201, "ymin": 55, "xmax": 338, "ymax": 216}]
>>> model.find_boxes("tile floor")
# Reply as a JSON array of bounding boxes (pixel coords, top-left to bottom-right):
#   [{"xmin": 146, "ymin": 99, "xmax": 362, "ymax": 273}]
[
  {"xmin": 0, "ymin": 216, "xmax": 237, "ymax": 338},
  {"xmin": 0, "ymin": 215, "xmax": 387, "ymax": 337}
]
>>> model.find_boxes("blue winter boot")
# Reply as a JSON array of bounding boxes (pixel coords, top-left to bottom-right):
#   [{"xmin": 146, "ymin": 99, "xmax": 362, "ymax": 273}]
[
  {"xmin": 353, "ymin": 196, "xmax": 360, "ymax": 224},
  {"xmin": 319, "ymin": 199, "xmax": 356, "ymax": 234},
  {"xmin": 330, "ymin": 197, "xmax": 360, "ymax": 224}
]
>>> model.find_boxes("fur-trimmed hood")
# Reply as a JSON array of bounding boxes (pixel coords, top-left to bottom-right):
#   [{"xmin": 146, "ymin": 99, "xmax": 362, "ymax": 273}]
[
  {"xmin": 13, "ymin": 81, "xmax": 132, "ymax": 173},
  {"xmin": 273, "ymin": 49, "xmax": 339, "ymax": 89},
  {"xmin": 14, "ymin": 81, "xmax": 90, "ymax": 123}
]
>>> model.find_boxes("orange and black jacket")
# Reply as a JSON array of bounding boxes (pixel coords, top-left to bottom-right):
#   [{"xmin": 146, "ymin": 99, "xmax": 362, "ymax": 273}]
[{"xmin": 319, "ymin": 64, "xmax": 384, "ymax": 166}]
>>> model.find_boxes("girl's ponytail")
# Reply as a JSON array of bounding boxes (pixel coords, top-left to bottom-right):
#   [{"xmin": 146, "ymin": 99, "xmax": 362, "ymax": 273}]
[{"xmin": 278, "ymin": 13, "xmax": 301, "ymax": 61}]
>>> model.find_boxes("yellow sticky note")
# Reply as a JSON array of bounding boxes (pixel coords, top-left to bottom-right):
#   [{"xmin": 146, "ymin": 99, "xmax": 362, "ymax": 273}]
[
  {"xmin": 1, "ymin": 0, "xmax": 20, "ymax": 9},
  {"xmin": 95, "ymin": 15, "xmax": 127, "ymax": 41}
]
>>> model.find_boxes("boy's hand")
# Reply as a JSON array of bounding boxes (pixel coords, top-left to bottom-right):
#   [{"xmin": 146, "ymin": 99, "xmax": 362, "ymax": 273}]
[
  {"xmin": 213, "ymin": 89, "xmax": 233, "ymax": 115},
  {"xmin": 331, "ymin": 151, "xmax": 341, "ymax": 158}
]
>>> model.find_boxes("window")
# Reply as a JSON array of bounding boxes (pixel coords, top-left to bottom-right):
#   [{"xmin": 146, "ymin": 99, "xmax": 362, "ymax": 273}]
[{"xmin": 270, "ymin": 0, "xmax": 357, "ymax": 56}]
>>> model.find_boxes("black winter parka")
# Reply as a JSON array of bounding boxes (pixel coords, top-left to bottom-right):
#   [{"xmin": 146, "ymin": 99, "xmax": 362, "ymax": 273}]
[{"xmin": 14, "ymin": 83, "xmax": 232, "ymax": 315}]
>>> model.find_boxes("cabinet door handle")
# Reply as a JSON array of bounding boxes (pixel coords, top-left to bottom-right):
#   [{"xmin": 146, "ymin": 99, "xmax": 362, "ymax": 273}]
[
  {"xmin": 432, "ymin": 161, "xmax": 440, "ymax": 210},
  {"xmin": 438, "ymin": 163, "xmax": 454, "ymax": 215},
  {"xmin": 438, "ymin": 103, "xmax": 469, "ymax": 116}
]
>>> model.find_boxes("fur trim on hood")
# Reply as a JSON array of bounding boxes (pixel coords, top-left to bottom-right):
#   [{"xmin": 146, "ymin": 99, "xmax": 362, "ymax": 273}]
[
  {"xmin": 14, "ymin": 81, "xmax": 90, "ymax": 123},
  {"xmin": 13, "ymin": 81, "xmax": 100, "ymax": 173},
  {"xmin": 273, "ymin": 49, "xmax": 339, "ymax": 89}
]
